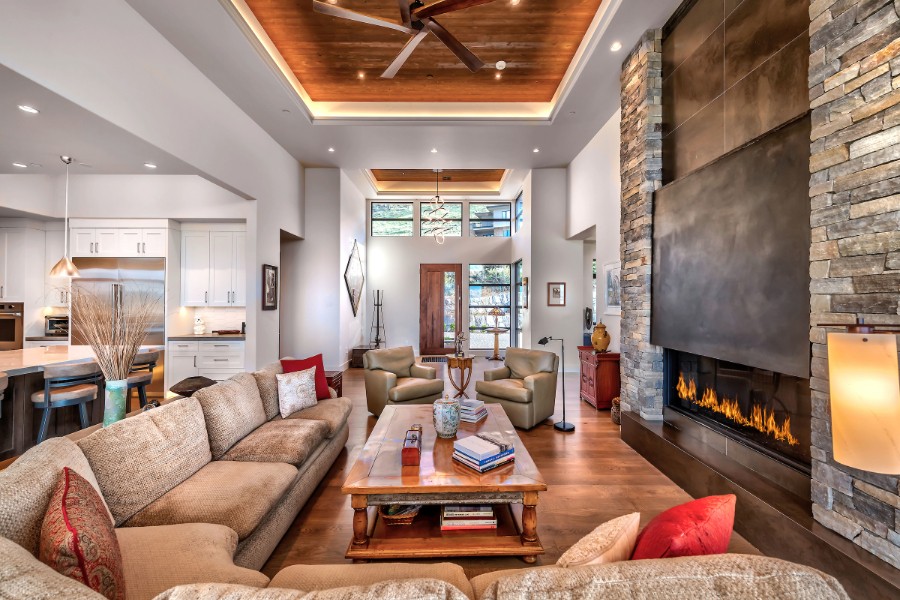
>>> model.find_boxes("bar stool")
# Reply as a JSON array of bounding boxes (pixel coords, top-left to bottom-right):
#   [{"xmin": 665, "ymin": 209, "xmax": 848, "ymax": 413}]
[
  {"xmin": 128, "ymin": 351, "xmax": 159, "ymax": 409},
  {"xmin": 32, "ymin": 362, "xmax": 102, "ymax": 444},
  {"xmin": 0, "ymin": 372, "xmax": 7, "ymax": 419}
]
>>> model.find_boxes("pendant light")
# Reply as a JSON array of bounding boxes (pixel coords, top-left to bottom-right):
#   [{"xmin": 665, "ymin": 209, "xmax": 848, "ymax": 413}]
[
  {"xmin": 426, "ymin": 168, "xmax": 449, "ymax": 245},
  {"xmin": 49, "ymin": 155, "xmax": 81, "ymax": 278}
]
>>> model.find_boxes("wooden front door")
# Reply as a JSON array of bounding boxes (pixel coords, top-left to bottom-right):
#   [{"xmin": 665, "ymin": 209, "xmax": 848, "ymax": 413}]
[{"xmin": 419, "ymin": 263, "xmax": 462, "ymax": 356}]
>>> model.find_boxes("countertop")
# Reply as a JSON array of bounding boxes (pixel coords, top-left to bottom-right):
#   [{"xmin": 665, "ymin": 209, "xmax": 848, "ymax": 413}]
[
  {"xmin": 0, "ymin": 345, "xmax": 163, "ymax": 377},
  {"xmin": 167, "ymin": 334, "xmax": 246, "ymax": 341},
  {"xmin": 25, "ymin": 336, "xmax": 69, "ymax": 342}
]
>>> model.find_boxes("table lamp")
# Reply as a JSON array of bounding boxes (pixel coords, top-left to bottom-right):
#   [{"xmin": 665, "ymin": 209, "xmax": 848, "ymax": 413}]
[
  {"xmin": 488, "ymin": 307, "xmax": 504, "ymax": 329},
  {"xmin": 827, "ymin": 331, "xmax": 900, "ymax": 474}
]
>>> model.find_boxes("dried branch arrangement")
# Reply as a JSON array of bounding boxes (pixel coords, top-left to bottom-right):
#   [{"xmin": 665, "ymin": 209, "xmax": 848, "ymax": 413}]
[{"xmin": 70, "ymin": 284, "xmax": 161, "ymax": 381}]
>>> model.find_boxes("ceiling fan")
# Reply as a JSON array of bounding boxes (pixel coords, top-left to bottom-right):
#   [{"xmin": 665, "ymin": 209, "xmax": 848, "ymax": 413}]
[{"xmin": 312, "ymin": 0, "xmax": 497, "ymax": 79}]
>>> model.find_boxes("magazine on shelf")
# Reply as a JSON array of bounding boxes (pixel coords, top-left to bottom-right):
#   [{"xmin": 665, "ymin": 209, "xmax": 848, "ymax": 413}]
[{"xmin": 442, "ymin": 505, "xmax": 494, "ymax": 518}]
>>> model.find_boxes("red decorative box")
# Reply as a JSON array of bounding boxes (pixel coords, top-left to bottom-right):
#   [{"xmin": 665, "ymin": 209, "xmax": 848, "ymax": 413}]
[{"xmin": 401, "ymin": 427, "xmax": 422, "ymax": 466}]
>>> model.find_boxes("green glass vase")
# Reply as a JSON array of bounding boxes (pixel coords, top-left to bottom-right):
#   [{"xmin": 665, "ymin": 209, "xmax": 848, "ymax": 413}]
[{"xmin": 103, "ymin": 379, "xmax": 128, "ymax": 427}]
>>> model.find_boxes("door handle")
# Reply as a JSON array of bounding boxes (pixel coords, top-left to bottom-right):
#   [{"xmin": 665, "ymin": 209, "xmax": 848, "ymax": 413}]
[
  {"xmin": 89, "ymin": 242, "xmax": 94, "ymax": 253},
  {"xmin": 213, "ymin": 358, "xmax": 228, "ymax": 362},
  {"xmin": 205, "ymin": 291, "xmax": 208, "ymax": 304},
  {"xmin": 143, "ymin": 242, "xmax": 146, "ymax": 254},
  {"xmin": 137, "ymin": 242, "xmax": 141, "ymax": 253},
  {"xmin": 193, "ymin": 356, "xmax": 197, "ymax": 368}
]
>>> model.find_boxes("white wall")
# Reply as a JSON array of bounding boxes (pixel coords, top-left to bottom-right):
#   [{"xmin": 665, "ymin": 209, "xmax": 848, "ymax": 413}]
[
  {"xmin": 0, "ymin": 1, "xmax": 304, "ymax": 368},
  {"xmin": 0, "ymin": 175, "xmax": 58, "ymax": 217},
  {"xmin": 339, "ymin": 171, "xmax": 367, "ymax": 368},
  {"xmin": 567, "ymin": 110, "xmax": 622, "ymax": 352}
]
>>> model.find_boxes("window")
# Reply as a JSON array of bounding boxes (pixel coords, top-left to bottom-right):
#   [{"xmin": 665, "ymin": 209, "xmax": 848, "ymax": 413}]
[
  {"xmin": 514, "ymin": 193, "xmax": 524, "ymax": 233},
  {"xmin": 513, "ymin": 260, "xmax": 524, "ymax": 348},
  {"xmin": 469, "ymin": 203, "xmax": 511, "ymax": 238},
  {"xmin": 468, "ymin": 264, "xmax": 511, "ymax": 350},
  {"xmin": 421, "ymin": 202, "xmax": 462, "ymax": 237},
  {"xmin": 371, "ymin": 202, "xmax": 414, "ymax": 236}
]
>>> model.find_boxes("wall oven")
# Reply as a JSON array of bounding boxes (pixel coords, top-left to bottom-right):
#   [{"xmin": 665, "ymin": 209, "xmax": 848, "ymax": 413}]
[{"xmin": 0, "ymin": 303, "xmax": 24, "ymax": 351}]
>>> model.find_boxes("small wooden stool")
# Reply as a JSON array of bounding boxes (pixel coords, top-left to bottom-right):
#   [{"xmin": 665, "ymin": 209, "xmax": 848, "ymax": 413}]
[
  {"xmin": 32, "ymin": 362, "xmax": 102, "ymax": 444},
  {"xmin": 128, "ymin": 351, "xmax": 159, "ymax": 408}
]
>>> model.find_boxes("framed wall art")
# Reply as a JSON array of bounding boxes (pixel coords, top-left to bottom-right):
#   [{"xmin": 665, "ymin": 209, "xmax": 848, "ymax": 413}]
[
  {"xmin": 604, "ymin": 261, "xmax": 622, "ymax": 316},
  {"xmin": 547, "ymin": 282, "xmax": 566, "ymax": 307},
  {"xmin": 344, "ymin": 239, "xmax": 365, "ymax": 317},
  {"xmin": 262, "ymin": 264, "xmax": 278, "ymax": 311}
]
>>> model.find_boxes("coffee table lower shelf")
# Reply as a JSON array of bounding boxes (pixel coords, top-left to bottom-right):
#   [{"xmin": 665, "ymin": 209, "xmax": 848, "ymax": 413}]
[{"xmin": 345, "ymin": 504, "xmax": 544, "ymax": 562}]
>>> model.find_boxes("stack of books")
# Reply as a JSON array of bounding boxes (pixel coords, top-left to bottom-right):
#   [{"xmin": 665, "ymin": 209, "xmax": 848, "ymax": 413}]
[
  {"xmin": 440, "ymin": 505, "xmax": 497, "ymax": 531},
  {"xmin": 459, "ymin": 399, "xmax": 488, "ymax": 424},
  {"xmin": 452, "ymin": 433, "xmax": 515, "ymax": 473}
]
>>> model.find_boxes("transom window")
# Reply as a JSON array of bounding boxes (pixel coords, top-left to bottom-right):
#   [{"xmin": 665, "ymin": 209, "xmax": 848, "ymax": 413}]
[
  {"xmin": 468, "ymin": 264, "xmax": 511, "ymax": 350},
  {"xmin": 371, "ymin": 202, "xmax": 414, "ymax": 237},
  {"xmin": 421, "ymin": 202, "xmax": 463, "ymax": 237},
  {"xmin": 514, "ymin": 193, "xmax": 524, "ymax": 233},
  {"xmin": 469, "ymin": 203, "xmax": 511, "ymax": 238}
]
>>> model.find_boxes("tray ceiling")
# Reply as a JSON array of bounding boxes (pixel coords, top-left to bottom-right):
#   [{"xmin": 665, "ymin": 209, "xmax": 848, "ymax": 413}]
[
  {"xmin": 242, "ymin": 0, "xmax": 605, "ymax": 103},
  {"xmin": 368, "ymin": 168, "xmax": 508, "ymax": 193}
]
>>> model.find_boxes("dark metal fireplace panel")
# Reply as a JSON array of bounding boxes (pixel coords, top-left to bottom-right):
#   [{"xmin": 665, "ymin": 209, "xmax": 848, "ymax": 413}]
[{"xmin": 650, "ymin": 117, "xmax": 812, "ymax": 379}]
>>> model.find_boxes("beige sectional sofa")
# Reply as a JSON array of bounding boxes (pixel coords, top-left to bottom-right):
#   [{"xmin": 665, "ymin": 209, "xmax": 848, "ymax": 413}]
[{"xmin": 0, "ymin": 361, "xmax": 850, "ymax": 600}]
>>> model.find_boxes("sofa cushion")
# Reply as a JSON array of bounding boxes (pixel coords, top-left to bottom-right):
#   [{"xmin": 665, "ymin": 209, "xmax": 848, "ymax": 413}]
[
  {"xmin": 154, "ymin": 579, "xmax": 471, "ymax": 600},
  {"xmin": 556, "ymin": 512, "xmax": 640, "ymax": 568},
  {"xmin": 631, "ymin": 494, "xmax": 736, "ymax": 560},
  {"xmin": 388, "ymin": 377, "xmax": 444, "ymax": 402},
  {"xmin": 475, "ymin": 554, "xmax": 850, "ymax": 600},
  {"xmin": 124, "ymin": 461, "xmax": 296, "ymax": 540},
  {"xmin": 116, "ymin": 524, "xmax": 269, "ymax": 600},
  {"xmin": 221, "ymin": 419, "xmax": 329, "ymax": 466},
  {"xmin": 252, "ymin": 360, "xmax": 285, "ymax": 421},
  {"xmin": 470, "ymin": 566, "xmax": 556, "ymax": 600},
  {"xmin": 282, "ymin": 355, "xmax": 330, "ymax": 400},
  {"xmin": 474, "ymin": 379, "xmax": 531, "ymax": 404},
  {"xmin": 39, "ymin": 468, "xmax": 125, "ymax": 600},
  {"xmin": 0, "ymin": 535, "xmax": 106, "ymax": 600},
  {"xmin": 286, "ymin": 397, "xmax": 352, "ymax": 437},
  {"xmin": 195, "ymin": 373, "xmax": 268, "ymax": 459},
  {"xmin": 277, "ymin": 368, "xmax": 319, "ymax": 418},
  {"xmin": 505, "ymin": 348, "xmax": 556, "ymax": 380},
  {"xmin": 270, "ymin": 563, "xmax": 474, "ymax": 600},
  {"xmin": 77, "ymin": 398, "xmax": 211, "ymax": 527},
  {"xmin": 0, "ymin": 437, "xmax": 110, "ymax": 556},
  {"xmin": 365, "ymin": 346, "xmax": 415, "ymax": 378}
]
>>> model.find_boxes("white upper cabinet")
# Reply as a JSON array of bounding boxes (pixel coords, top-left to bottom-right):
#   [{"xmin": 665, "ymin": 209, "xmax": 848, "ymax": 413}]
[
  {"xmin": 180, "ymin": 229, "xmax": 245, "ymax": 307},
  {"xmin": 0, "ymin": 229, "xmax": 27, "ymax": 301},
  {"xmin": 71, "ymin": 229, "xmax": 96, "ymax": 257},
  {"xmin": 141, "ymin": 229, "xmax": 167, "ymax": 256},
  {"xmin": 71, "ymin": 227, "xmax": 167, "ymax": 257}
]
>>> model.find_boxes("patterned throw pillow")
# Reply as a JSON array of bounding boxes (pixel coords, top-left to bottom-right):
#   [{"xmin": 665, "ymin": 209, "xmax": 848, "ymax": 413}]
[
  {"xmin": 39, "ymin": 467, "xmax": 125, "ymax": 600},
  {"xmin": 276, "ymin": 367, "xmax": 319, "ymax": 418},
  {"xmin": 556, "ymin": 512, "xmax": 641, "ymax": 567}
]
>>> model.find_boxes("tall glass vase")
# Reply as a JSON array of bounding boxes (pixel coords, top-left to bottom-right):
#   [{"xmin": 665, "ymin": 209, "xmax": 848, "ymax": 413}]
[{"xmin": 103, "ymin": 379, "xmax": 128, "ymax": 427}]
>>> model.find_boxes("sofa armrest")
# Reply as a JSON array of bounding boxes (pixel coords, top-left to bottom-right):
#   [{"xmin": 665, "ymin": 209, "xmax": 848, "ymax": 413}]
[
  {"xmin": 410, "ymin": 364, "xmax": 436, "ymax": 380},
  {"xmin": 328, "ymin": 387, "xmax": 338, "ymax": 399},
  {"xmin": 484, "ymin": 366, "xmax": 512, "ymax": 381}
]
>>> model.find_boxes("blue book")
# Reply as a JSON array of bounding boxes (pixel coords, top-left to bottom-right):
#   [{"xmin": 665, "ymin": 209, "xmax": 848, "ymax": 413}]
[{"xmin": 454, "ymin": 447, "xmax": 514, "ymax": 466}]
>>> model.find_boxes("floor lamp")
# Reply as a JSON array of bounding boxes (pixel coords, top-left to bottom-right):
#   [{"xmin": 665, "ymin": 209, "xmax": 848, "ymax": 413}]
[{"xmin": 538, "ymin": 336, "xmax": 574, "ymax": 432}]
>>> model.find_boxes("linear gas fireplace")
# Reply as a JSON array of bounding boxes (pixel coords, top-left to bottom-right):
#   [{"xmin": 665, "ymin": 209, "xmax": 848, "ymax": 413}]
[{"xmin": 665, "ymin": 350, "xmax": 811, "ymax": 470}]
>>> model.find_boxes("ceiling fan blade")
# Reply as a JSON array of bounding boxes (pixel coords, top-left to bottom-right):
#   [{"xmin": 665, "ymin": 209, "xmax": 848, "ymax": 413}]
[
  {"xmin": 382, "ymin": 30, "xmax": 430, "ymax": 79},
  {"xmin": 424, "ymin": 18, "xmax": 484, "ymax": 73},
  {"xmin": 398, "ymin": 0, "xmax": 412, "ymax": 26},
  {"xmin": 412, "ymin": 0, "xmax": 498, "ymax": 20},
  {"xmin": 312, "ymin": 0, "xmax": 416, "ymax": 35}
]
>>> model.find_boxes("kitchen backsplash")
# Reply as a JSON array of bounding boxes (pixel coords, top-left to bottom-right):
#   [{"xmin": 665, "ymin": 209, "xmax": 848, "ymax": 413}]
[{"xmin": 192, "ymin": 307, "xmax": 246, "ymax": 332}]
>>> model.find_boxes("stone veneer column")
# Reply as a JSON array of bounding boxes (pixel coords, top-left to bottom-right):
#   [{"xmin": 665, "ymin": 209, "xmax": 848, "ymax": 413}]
[
  {"xmin": 808, "ymin": 0, "xmax": 900, "ymax": 568},
  {"xmin": 619, "ymin": 31, "xmax": 665, "ymax": 420}
]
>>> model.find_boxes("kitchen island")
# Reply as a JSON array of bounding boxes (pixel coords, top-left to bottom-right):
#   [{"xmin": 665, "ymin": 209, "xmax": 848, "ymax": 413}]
[{"xmin": 0, "ymin": 345, "xmax": 162, "ymax": 460}]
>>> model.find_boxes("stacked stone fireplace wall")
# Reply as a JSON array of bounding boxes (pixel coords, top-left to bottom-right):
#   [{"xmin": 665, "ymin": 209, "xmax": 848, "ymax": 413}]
[{"xmin": 808, "ymin": 0, "xmax": 900, "ymax": 569}]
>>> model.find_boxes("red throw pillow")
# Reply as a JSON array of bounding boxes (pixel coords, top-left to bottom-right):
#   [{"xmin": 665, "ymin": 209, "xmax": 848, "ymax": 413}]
[
  {"xmin": 282, "ymin": 355, "xmax": 329, "ymax": 400},
  {"xmin": 631, "ymin": 494, "xmax": 736, "ymax": 560},
  {"xmin": 39, "ymin": 467, "xmax": 125, "ymax": 600}
]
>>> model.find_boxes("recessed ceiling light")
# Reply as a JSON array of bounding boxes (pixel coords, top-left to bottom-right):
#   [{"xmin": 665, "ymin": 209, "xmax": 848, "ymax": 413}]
[
  {"xmin": 17, "ymin": 104, "xmax": 39, "ymax": 114},
  {"xmin": 357, "ymin": 71, "xmax": 365, "ymax": 80},
  {"xmin": 328, "ymin": 147, "xmax": 335, "ymax": 153},
  {"xmin": 533, "ymin": 148, "xmax": 540, "ymax": 153},
  {"xmin": 510, "ymin": 0, "xmax": 521, "ymax": 5},
  {"xmin": 610, "ymin": 41, "xmax": 623, "ymax": 52},
  {"xmin": 12, "ymin": 162, "xmax": 27, "ymax": 168},
  {"xmin": 495, "ymin": 73, "xmax": 502, "ymax": 80},
  {"xmin": 431, "ymin": 148, "xmax": 438, "ymax": 154},
  {"xmin": 495, "ymin": 60, "xmax": 507, "ymax": 71},
  {"xmin": 143, "ymin": 162, "xmax": 157, "ymax": 169}
]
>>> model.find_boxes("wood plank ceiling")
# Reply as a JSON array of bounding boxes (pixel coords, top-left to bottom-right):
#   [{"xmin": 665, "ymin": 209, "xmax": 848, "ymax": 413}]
[
  {"xmin": 243, "ymin": 0, "xmax": 605, "ymax": 103},
  {"xmin": 371, "ymin": 168, "xmax": 505, "ymax": 182}
]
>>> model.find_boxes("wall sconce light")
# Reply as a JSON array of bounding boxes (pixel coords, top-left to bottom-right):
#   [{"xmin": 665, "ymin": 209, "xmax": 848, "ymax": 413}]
[{"xmin": 825, "ymin": 320, "xmax": 900, "ymax": 474}]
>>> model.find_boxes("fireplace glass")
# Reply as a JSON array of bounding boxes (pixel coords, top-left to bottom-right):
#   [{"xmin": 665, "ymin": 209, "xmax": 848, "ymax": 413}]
[{"xmin": 665, "ymin": 350, "xmax": 811, "ymax": 468}]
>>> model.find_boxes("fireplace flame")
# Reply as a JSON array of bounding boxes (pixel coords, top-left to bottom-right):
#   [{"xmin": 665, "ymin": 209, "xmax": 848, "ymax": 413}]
[{"xmin": 676, "ymin": 373, "xmax": 798, "ymax": 446}]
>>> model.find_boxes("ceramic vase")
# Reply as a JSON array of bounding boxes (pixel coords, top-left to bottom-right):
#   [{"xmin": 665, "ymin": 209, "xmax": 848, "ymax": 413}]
[
  {"xmin": 103, "ymin": 379, "xmax": 128, "ymax": 427},
  {"xmin": 591, "ymin": 322, "xmax": 611, "ymax": 353},
  {"xmin": 433, "ymin": 395, "xmax": 460, "ymax": 439}
]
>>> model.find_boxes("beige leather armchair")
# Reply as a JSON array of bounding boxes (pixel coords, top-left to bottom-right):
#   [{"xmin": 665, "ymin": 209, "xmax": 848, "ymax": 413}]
[
  {"xmin": 475, "ymin": 347, "xmax": 559, "ymax": 429},
  {"xmin": 362, "ymin": 346, "xmax": 444, "ymax": 416}
]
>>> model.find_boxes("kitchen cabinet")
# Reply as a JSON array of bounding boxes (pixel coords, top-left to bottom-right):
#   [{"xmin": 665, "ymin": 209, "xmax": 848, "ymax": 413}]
[
  {"xmin": 71, "ymin": 228, "xmax": 166, "ymax": 257},
  {"xmin": 0, "ymin": 229, "xmax": 28, "ymax": 301},
  {"xmin": 167, "ymin": 339, "xmax": 245, "ymax": 389},
  {"xmin": 44, "ymin": 230, "xmax": 69, "ymax": 307},
  {"xmin": 70, "ymin": 228, "xmax": 119, "ymax": 257},
  {"xmin": 119, "ymin": 228, "xmax": 166, "ymax": 257},
  {"xmin": 181, "ymin": 230, "xmax": 246, "ymax": 307}
]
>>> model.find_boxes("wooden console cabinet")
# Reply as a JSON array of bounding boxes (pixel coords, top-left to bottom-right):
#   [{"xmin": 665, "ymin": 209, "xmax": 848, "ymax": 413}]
[{"xmin": 578, "ymin": 347, "xmax": 621, "ymax": 409}]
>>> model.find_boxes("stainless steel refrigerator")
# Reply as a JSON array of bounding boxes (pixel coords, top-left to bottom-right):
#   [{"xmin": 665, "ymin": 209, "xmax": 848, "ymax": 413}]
[{"xmin": 71, "ymin": 257, "xmax": 166, "ymax": 397}]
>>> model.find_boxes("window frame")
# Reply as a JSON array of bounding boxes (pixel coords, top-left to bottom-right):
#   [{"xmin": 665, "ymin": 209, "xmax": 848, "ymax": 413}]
[
  {"xmin": 513, "ymin": 259, "xmax": 524, "ymax": 348},
  {"xmin": 467, "ymin": 263, "xmax": 512, "ymax": 350},
  {"xmin": 468, "ymin": 202, "xmax": 512, "ymax": 238},
  {"xmin": 420, "ymin": 201, "xmax": 463, "ymax": 238},
  {"xmin": 370, "ymin": 202, "xmax": 415, "ymax": 237},
  {"xmin": 514, "ymin": 193, "xmax": 524, "ymax": 233}
]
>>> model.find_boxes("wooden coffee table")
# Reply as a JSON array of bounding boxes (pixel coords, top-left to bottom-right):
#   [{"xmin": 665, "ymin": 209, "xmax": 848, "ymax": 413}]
[{"xmin": 342, "ymin": 404, "xmax": 547, "ymax": 562}]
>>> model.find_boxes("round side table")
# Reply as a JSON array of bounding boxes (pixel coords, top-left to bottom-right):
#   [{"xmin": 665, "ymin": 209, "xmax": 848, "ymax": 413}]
[
  {"xmin": 445, "ymin": 355, "xmax": 475, "ymax": 399},
  {"xmin": 485, "ymin": 327, "xmax": 509, "ymax": 361}
]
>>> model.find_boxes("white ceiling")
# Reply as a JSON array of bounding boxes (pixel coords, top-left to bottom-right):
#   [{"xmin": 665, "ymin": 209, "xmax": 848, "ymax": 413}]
[
  {"xmin": 126, "ymin": 0, "xmax": 681, "ymax": 171},
  {"xmin": 0, "ymin": 64, "xmax": 199, "ymax": 176}
]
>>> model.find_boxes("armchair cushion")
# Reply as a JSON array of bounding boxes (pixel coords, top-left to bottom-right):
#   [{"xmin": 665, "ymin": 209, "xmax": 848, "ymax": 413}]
[
  {"xmin": 484, "ymin": 366, "xmax": 511, "ymax": 381},
  {"xmin": 506, "ymin": 348, "xmax": 557, "ymax": 380},
  {"xmin": 364, "ymin": 346, "xmax": 416, "ymax": 378},
  {"xmin": 475, "ymin": 379, "xmax": 531, "ymax": 404},
  {"xmin": 388, "ymin": 378, "xmax": 445, "ymax": 403}
]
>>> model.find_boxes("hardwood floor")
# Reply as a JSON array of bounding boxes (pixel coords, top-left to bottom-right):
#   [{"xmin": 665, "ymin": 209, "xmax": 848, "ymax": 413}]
[{"xmin": 263, "ymin": 360, "xmax": 758, "ymax": 578}]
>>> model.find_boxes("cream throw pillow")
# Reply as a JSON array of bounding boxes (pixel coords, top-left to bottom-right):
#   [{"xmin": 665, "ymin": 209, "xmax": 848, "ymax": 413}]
[
  {"xmin": 276, "ymin": 367, "xmax": 318, "ymax": 419},
  {"xmin": 556, "ymin": 512, "xmax": 641, "ymax": 568}
]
